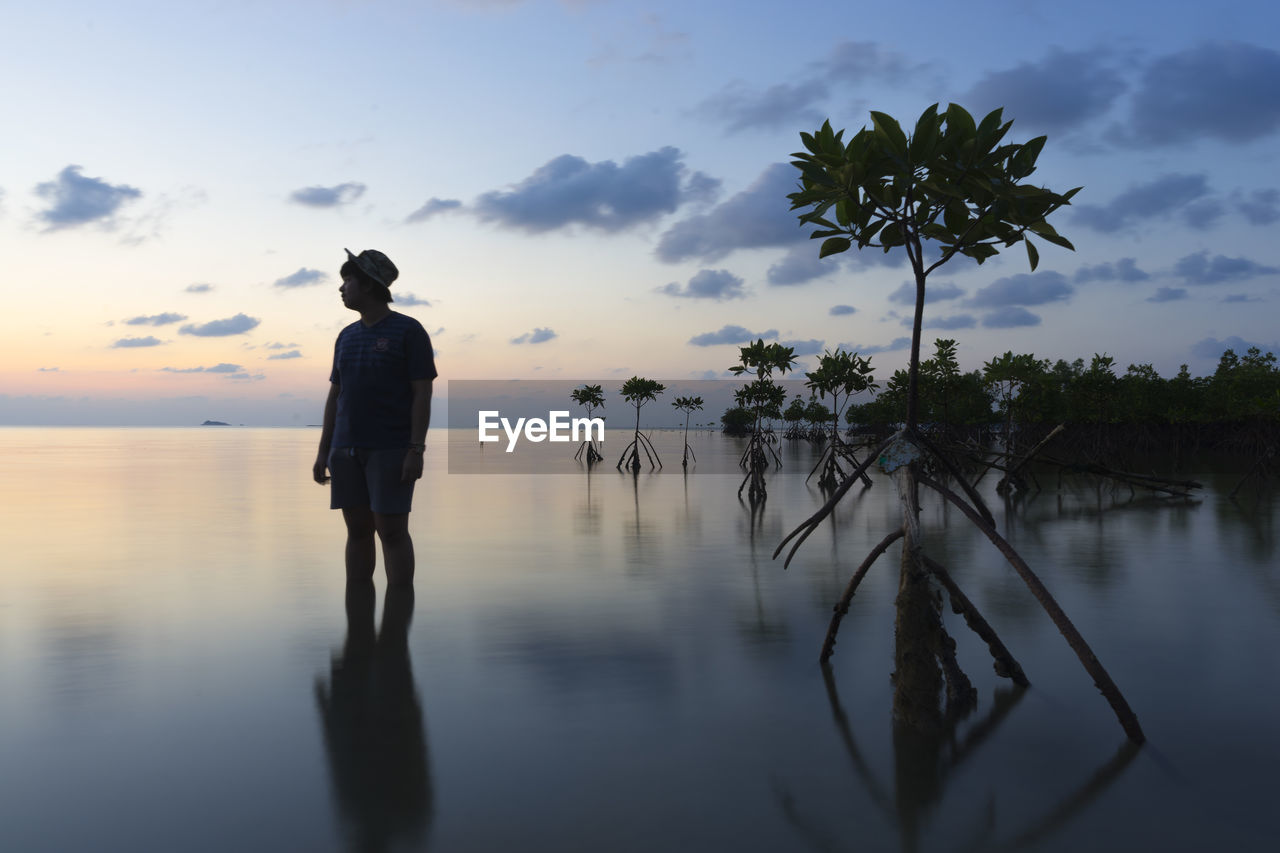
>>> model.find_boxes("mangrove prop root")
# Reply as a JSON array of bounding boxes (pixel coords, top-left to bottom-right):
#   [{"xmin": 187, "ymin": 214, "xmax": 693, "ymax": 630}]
[
  {"xmin": 935, "ymin": 620, "xmax": 978, "ymax": 719},
  {"xmin": 820, "ymin": 528, "xmax": 905, "ymax": 663},
  {"xmin": 912, "ymin": 429, "xmax": 996, "ymax": 529},
  {"xmin": 921, "ymin": 554, "xmax": 1029, "ymax": 687},
  {"xmin": 918, "ymin": 473, "xmax": 1145, "ymax": 744},
  {"xmin": 775, "ymin": 435, "xmax": 896, "ymax": 568}
]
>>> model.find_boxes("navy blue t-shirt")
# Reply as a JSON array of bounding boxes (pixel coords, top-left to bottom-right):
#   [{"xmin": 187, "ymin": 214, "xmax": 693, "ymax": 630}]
[{"xmin": 330, "ymin": 312, "xmax": 437, "ymax": 449}]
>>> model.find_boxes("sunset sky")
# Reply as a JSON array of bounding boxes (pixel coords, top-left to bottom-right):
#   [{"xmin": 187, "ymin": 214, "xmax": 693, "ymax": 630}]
[{"xmin": 4, "ymin": 0, "xmax": 1279, "ymax": 425}]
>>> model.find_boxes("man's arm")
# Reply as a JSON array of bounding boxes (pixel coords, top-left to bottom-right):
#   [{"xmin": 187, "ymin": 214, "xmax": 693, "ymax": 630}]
[
  {"xmin": 314, "ymin": 382, "xmax": 340, "ymax": 484},
  {"xmin": 402, "ymin": 378, "xmax": 433, "ymax": 483}
]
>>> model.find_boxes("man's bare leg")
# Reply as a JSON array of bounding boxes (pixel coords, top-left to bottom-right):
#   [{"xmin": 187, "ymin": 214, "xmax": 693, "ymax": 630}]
[
  {"xmin": 342, "ymin": 507, "xmax": 377, "ymax": 583},
  {"xmin": 375, "ymin": 512, "xmax": 414, "ymax": 587}
]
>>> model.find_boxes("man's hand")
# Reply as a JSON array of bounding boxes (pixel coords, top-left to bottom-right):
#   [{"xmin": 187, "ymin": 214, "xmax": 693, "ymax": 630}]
[
  {"xmin": 402, "ymin": 449, "xmax": 424, "ymax": 483},
  {"xmin": 313, "ymin": 454, "xmax": 331, "ymax": 485}
]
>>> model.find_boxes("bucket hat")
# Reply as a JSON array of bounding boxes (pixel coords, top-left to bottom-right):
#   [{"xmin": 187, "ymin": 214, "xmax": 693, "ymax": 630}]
[{"xmin": 344, "ymin": 248, "xmax": 399, "ymax": 289}]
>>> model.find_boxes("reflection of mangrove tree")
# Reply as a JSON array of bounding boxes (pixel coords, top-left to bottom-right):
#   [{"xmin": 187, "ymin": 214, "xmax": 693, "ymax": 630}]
[
  {"xmin": 781, "ymin": 105, "xmax": 1144, "ymax": 742},
  {"xmin": 774, "ymin": 668, "xmax": 1140, "ymax": 853}
]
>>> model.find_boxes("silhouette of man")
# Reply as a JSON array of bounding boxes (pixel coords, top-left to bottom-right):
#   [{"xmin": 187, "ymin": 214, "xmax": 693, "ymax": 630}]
[{"xmin": 314, "ymin": 249, "xmax": 436, "ymax": 586}]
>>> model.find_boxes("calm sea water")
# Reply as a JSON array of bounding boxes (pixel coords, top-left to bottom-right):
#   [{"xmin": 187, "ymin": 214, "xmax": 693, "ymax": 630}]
[{"xmin": 1, "ymin": 427, "xmax": 1277, "ymax": 852}]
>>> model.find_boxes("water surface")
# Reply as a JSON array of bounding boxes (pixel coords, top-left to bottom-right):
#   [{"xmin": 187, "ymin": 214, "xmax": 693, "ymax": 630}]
[{"xmin": 1, "ymin": 428, "xmax": 1276, "ymax": 851}]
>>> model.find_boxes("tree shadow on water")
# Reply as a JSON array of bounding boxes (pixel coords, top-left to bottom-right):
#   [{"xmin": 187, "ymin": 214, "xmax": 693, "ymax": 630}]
[{"xmin": 315, "ymin": 581, "xmax": 434, "ymax": 852}]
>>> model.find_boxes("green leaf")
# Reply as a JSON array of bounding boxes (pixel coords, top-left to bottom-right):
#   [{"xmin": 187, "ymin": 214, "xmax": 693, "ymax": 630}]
[
  {"xmin": 1030, "ymin": 226, "xmax": 1075, "ymax": 251},
  {"xmin": 880, "ymin": 222, "xmax": 904, "ymax": 247},
  {"xmin": 819, "ymin": 237, "xmax": 852, "ymax": 258},
  {"xmin": 1025, "ymin": 237, "xmax": 1039, "ymax": 270},
  {"xmin": 921, "ymin": 222, "xmax": 952, "ymax": 242},
  {"xmin": 835, "ymin": 199, "xmax": 852, "ymax": 227},
  {"xmin": 945, "ymin": 103, "xmax": 976, "ymax": 140},
  {"xmin": 870, "ymin": 111, "xmax": 908, "ymax": 156}
]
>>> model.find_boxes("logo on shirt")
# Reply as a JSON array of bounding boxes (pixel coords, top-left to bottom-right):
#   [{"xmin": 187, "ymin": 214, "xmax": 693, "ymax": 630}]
[{"xmin": 374, "ymin": 337, "xmax": 390, "ymax": 352}]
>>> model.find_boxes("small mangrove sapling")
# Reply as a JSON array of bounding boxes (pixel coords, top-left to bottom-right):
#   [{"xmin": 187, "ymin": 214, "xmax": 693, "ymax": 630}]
[
  {"xmin": 570, "ymin": 383, "xmax": 606, "ymax": 464},
  {"xmin": 671, "ymin": 395, "xmax": 704, "ymax": 468},
  {"xmin": 616, "ymin": 377, "xmax": 666, "ymax": 472}
]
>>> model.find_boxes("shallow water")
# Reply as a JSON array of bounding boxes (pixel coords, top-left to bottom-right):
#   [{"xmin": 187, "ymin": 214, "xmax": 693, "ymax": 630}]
[{"xmin": 1, "ymin": 427, "xmax": 1277, "ymax": 852}]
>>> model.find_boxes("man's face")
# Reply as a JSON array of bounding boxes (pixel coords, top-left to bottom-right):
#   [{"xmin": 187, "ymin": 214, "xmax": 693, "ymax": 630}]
[{"xmin": 339, "ymin": 274, "xmax": 364, "ymax": 310}]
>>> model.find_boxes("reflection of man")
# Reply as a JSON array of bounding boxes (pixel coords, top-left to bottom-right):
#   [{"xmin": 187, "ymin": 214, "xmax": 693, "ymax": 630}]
[
  {"xmin": 315, "ymin": 582, "xmax": 433, "ymax": 852},
  {"xmin": 314, "ymin": 249, "xmax": 437, "ymax": 586}
]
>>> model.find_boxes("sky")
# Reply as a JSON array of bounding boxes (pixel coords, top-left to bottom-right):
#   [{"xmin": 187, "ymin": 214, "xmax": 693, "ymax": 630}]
[{"xmin": 3, "ymin": 0, "xmax": 1279, "ymax": 425}]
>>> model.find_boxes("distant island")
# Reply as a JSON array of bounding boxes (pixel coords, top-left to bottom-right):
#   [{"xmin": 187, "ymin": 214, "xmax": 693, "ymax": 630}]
[{"xmin": 201, "ymin": 420, "xmax": 230, "ymax": 426}]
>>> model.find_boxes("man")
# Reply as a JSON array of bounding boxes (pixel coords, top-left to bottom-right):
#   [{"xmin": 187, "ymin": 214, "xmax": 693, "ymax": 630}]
[{"xmin": 314, "ymin": 249, "xmax": 436, "ymax": 586}]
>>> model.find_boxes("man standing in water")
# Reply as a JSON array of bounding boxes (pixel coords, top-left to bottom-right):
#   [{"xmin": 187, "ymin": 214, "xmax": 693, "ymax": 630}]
[{"xmin": 314, "ymin": 249, "xmax": 436, "ymax": 586}]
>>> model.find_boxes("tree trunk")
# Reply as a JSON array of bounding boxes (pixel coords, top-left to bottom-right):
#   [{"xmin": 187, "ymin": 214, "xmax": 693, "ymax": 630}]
[{"xmin": 891, "ymin": 463, "xmax": 944, "ymax": 734}]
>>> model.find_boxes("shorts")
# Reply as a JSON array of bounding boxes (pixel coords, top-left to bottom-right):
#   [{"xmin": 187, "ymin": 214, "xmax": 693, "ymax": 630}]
[{"xmin": 328, "ymin": 447, "xmax": 416, "ymax": 515}]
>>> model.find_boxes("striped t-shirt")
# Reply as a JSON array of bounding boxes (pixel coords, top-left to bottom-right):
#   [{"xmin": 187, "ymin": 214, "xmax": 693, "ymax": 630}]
[{"xmin": 330, "ymin": 312, "xmax": 437, "ymax": 449}]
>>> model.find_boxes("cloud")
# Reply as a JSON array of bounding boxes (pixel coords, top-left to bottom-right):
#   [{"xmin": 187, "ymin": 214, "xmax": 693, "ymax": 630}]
[
  {"xmin": 829, "ymin": 304, "xmax": 857, "ymax": 316},
  {"xmin": 185, "ymin": 283, "xmax": 213, "ymax": 294},
  {"xmin": 905, "ymin": 314, "xmax": 977, "ymax": 330},
  {"xmin": 474, "ymin": 147, "xmax": 704, "ymax": 233},
  {"xmin": 179, "ymin": 314, "xmax": 261, "ymax": 337},
  {"xmin": 1074, "ymin": 258, "xmax": 1150, "ymax": 283},
  {"xmin": 695, "ymin": 41, "xmax": 921, "ymax": 135},
  {"xmin": 111, "ymin": 336, "xmax": 163, "ymax": 348},
  {"xmin": 264, "ymin": 342, "xmax": 297, "ymax": 350},
  {"xmin": 394, "ymin": 293, "xmax": 431, "ymax": 307},
  {"xmin": 1122, "ymin": 42, "xmax": 1280, "ymax": 147},
  {"xmin": 1236, "ymin": 189, "xmax": 1280, "ymax": 225},
  {"xmin": 1191, "ymin": 336, "xmax": 1280, "ymax": 360},
  {"xmin": 819, "ymin": 40, "xmax": 930, "ymax": 89},
  {"xmin": 1072, "ymin": 173, "xmax": 1210, "ymax": 232},
  {"xmin": 658, "ymin": 269, "xmax": 746, "ymax": 300},
  {"xmin": 124, "ymin": 312, "xmax": 186, "ymax": 326},
  {"xmin": 1221, "ymin": 294, "xmax": 1263, "ymax": 303},
  {"xmin": 657, "ymin": 163, "xmax": 799, "ymax": 263},
  {"xmin": 1146, "ymin": 287, "xmax": 1188, "ymax": 303},
  {"xmin": 687, "ymin": 325, "xmax": 778, "ymax": 346},
  {"xmin": 849, "ymin": 336, "xmax": 911, "ymax": 355},
  {"xmin": 766, "ymin": 245, "xmax": 840, "ymax": 286},
  {"xmin": 782, "ymin": 338, "xmax": 825, "ymax": 356},
  {"xmin": 511, "ymin": 327, "xmax": 557, "ymax": 344},
  {"xmin": 34, "ymin": 165, "xmax": 142, "ymax": 230},
  {"xmin": 38, "ymin": 367, "xmax": 60, "ymax": 372},
  {"xmin": 1174, "ymin": 251, "xmax": 1279, "ymax": 285},
  {"xmin": 969, "ymin": 271, "xmax": 1073, "ymax": 308},
  {"xmin": 274, "ymin": 268, "xmax": 326, "ymax": 288},
  {"xmin": 964, "ymin": 48, "xmax": 1127, "ymax": 133},
  {"xmin": 288, "ymin": 182, "xmax": 366, "ymax": 207},
  {"xmin": 698, "ymin": 79, "xmax": 829, "ymax": 134},
  {"xmin": 1182, "ymin": 198, "xmax": 1226, "ymax": 230},
  {"xmin": 160, "ymin": 363, "xmax": 243, "ymax": 374},
  {"xmin": 982, "ymin": 307, "xmax": 1042, "ymax": 328},
  {"xmin": 267, "ymin": 350, "xmax": 302, "ymax": 360},
  {"xmin": 888, "ymin": 280, "xmax": 965, "ymax": 305},
  {"xmin": 406, "ymin": 197, "xmax": 462, "ymax": 223}
]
